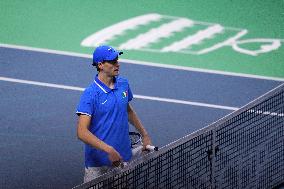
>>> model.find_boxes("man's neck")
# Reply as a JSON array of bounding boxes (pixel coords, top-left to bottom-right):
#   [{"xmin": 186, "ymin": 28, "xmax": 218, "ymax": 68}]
[{"xmin": 98, "ymin": 73, "xmax": 115, "ymax": 89}]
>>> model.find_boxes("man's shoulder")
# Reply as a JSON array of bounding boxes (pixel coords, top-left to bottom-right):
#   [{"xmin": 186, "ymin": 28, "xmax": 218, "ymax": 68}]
[{"xmin": 83, "ymin": 83, "xmax": 99, "ymax": 95}]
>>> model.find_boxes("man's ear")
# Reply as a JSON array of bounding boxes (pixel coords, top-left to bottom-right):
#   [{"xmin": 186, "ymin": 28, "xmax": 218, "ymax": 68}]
[{"xmin": 98, "ymin": 62, "xmax": 103, "ymax": 70}]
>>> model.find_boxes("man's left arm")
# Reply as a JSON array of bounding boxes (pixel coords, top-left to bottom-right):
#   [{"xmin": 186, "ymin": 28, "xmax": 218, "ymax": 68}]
[{"xmin": 127, "ymin": 103, "xmax": 152, "ymax": 149}]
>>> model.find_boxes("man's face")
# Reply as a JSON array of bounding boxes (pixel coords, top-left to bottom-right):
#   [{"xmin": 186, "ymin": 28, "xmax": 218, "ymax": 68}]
[{"xmin": 99, "ymin": 59, "xmax": 120, "ymax": 77}]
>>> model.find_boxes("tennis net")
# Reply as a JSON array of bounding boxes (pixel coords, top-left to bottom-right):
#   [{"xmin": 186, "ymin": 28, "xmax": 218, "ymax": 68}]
[{"xmin": 73, "ymin": 83, "xmax": 284, "ymax": 189}]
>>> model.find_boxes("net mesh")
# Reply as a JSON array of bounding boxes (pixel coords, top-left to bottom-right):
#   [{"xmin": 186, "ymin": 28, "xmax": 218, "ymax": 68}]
[
  {"xmin": 214, "ymin": 85, "xmax": 284, "ymax": 189},
  {"xmin": 73, "ymin": 84, "xmax": 284, "ymax": 189}
]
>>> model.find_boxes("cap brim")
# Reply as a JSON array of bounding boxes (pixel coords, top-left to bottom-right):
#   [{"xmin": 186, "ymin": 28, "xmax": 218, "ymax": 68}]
[{"xmin": 105, "ymin": 51, "xmax": 123, "ymax": 61}]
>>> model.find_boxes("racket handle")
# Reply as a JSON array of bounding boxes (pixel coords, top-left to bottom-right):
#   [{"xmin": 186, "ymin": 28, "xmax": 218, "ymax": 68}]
[
  {"xmin": 112, "ymin": 161, "xmax": 127, "ymax": 168},
  {"xmin": 132, "ymin": 145, "xmax": 159, "ymax": 153},
  {"xmin": 146, "ymin": 145, "xmax": 158, "ymax": 151},
  {"xmin": 112, "ymin": 161, "xmax": 122, "ymax": 167}
]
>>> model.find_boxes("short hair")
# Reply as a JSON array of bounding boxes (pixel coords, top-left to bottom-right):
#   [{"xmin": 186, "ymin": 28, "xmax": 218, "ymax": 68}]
[{"xmin": 93, "ymin": 63, "xmax": 100, "ymax": 72}]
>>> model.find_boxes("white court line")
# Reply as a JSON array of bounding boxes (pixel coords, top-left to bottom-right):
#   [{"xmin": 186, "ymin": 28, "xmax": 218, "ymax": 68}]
[
  {"xmin": 0, "ymin": 76, "xmax": 238, "ymax": 111},
  {"xmin": 1, "ymin": 43, "xmax": 284, "ymax": 82}
]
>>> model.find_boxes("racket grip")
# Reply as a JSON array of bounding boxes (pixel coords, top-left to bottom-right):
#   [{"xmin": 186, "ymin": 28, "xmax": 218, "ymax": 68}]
[
  {"xmin": 112, "ymin": 161, "xmax": 127, "ymax": 168},
  {"xmin": 146, "ymin": 145, "xmax": 158, "ymax": 151},
  {"xmin": 112, "ymin": 161, "xmax": 121, "ymax": 167}
]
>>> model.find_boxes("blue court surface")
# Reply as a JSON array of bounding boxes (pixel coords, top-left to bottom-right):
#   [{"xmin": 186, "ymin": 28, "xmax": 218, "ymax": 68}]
[{"xmin": 0, "ymin": 47, "xmax": 283, "ymax": 189}]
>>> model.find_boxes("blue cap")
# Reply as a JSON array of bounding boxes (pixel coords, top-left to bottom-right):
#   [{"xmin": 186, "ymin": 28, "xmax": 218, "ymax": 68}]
[{"xmin": 92, "ymin": 45, "xmax": 123, "ymax": 65}]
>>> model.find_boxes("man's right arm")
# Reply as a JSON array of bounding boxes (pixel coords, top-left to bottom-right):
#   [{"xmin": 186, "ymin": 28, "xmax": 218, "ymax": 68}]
[{"xmin": 76, "ymin": 115, "xmax": 122, "ymax": 165}]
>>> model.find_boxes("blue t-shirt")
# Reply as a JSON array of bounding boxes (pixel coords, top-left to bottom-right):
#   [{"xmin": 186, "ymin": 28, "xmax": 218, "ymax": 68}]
[{"xmin": 76, "ymin": 75, "xmax": 133, "ymax": 167}]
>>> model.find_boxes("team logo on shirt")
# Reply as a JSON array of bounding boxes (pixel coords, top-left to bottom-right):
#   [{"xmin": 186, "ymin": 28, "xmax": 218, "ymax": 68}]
[{"xmin": 122, "ymin": 91, "xmax": 128, "ymax": 98}]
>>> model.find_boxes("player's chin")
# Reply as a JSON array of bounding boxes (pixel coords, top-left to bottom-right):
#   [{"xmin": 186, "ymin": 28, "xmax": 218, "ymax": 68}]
[{"xmin": 113, "ymin": 69, "xmax": 119, "ymax": 76}]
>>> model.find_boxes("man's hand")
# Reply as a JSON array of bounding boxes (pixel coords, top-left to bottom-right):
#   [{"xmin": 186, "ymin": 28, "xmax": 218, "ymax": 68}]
[
  {"xmin": 106, "ymin": 146, "xmax": 122, "ymax": 167},
  {"xmin": 142, "ymin": 135, "xmax": 152, "ymax": 151}
]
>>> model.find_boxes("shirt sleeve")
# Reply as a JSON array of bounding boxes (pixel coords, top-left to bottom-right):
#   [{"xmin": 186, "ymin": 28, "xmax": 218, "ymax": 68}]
[{"xmin": 76, "ymin": 89, "xmax": 95, "ymax": 117}]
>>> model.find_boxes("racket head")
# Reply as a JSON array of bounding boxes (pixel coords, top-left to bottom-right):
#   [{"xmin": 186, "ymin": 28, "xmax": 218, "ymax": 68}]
[{"xmin": 129, "ymin": 132, "xmax": 142, "ymax": 147}]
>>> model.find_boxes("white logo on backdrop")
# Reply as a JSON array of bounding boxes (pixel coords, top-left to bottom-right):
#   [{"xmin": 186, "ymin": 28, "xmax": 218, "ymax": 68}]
[{"xmin": 81, "ymin": 13, "xmax": 283, "ymax": 56}]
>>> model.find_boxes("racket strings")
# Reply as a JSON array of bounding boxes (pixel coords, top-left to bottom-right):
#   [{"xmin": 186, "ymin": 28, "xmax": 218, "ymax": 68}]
[{"xmin": 129, "ymin": 132, "xmax": 142, "ymax": 147}]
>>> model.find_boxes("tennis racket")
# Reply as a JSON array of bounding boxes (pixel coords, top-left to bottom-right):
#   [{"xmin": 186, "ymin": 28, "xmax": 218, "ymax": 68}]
[
  {"xmin": 113, "ymin": 132, "xmax": 158, "ymax": 167},
  {"xmin": 129, "ymin": 131, "xmax": 142, "ymax": 147},
  {"xmin": 129, "ymin": 132, "xmax": 158, "ymax": 151}
]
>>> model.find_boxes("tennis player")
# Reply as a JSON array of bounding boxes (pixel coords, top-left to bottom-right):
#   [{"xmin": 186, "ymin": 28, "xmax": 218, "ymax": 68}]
[{"xmin": 76, "ymin": 45, "xmax": 152, "ymax": 183}]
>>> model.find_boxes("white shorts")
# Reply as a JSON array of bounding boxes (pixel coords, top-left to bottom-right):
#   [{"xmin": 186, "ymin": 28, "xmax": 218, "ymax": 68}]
[{"xmin": 84, "ymin": 145, "xmax": 143, "ymax": 183}]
